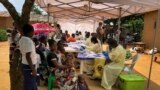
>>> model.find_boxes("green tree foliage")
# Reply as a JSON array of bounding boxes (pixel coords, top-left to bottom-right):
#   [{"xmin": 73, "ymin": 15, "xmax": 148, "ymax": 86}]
[
  {"xmin": 32, "ymin": 4, "xmax": 42, "ymax": 15},
  {"xmin": 0, "ymin": 29, "xmax": 7, "ymax": 41},
  {"xmin": 121, "ymin": 14, "xmax": 144, "ymax": 34},
  {"xmin": 104, "ymin": 14, "xmax": 144, "ymax": 41},
  {"xmin": 0, "ymin": 0, "xmax": 35, "ymax": 90}
]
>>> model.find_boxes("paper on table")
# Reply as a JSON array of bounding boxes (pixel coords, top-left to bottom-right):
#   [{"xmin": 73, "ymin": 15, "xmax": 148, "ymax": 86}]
[{"xmin": 80, "ymin": 51, "xmax": 105, "ymax": 58}]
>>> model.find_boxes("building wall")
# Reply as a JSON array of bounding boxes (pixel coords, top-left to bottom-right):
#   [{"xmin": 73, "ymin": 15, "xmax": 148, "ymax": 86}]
[
  {"xmin": 6, "ymin": 17, "xmax": 13, "ymax": 28},
  {"xmin": 0, "ymin": 17, "xmax": 13, "ymax": 29},
  {"xmin": 0, "ymin": 17, "xmax": 7, "ymax": 29},
  {"xmin": 143, "ymin": 10, "xmax": 160, "ymax": 49}
]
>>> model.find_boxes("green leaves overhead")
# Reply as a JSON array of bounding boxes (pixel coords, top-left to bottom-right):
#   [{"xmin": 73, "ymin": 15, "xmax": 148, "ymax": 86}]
[
  {"xmin": 104, "ymin": 14, "xmax": 144, "ymax": 41},
  {"xmin": 32, "ymin": 4, "xmax": 42, "ymax": 15}
]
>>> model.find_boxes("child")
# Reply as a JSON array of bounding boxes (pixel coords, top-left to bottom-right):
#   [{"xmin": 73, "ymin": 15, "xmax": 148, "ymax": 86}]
[
  {"xmin": 55, "ymin": 53, "xmax": 77, "ymax": 90},
  {"xmin": 77, "ymin": 74, "xmax": 89, "ymax": 90}
]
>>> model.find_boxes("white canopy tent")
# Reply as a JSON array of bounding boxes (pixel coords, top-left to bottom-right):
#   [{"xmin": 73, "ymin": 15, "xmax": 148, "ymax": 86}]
[
  {"xmin": 35, "ymin": 0, "xmax": 160, "ymax": 90},
  {"xmin": 58, "ymin": 19, "xmax": 99, "ymax": 35},
  {"xmin": 36, "ymin": 0, "xmax": 160, "ymax": 19},
  {"xmin": 35, "ymin": 0, "xmax": 160, "ymax": 34}
]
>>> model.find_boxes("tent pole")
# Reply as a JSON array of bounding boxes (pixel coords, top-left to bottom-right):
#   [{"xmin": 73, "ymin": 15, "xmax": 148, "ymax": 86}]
[
  {"xmin": 147, "ymin": 9, "xmax": 160, "ymax": 90},
  {"xmin": 117, "ymin": 7, "xmax": 122, "ymax": 44},
  {"xmin": 47, "ymin": 4, "xmax": 50, "ymax": 23},
  {"xmin": 118, "ymin": 7, "xmax": 122, "ymax": 30},
  {"xmin": 93, "ymin": 20, "xmax": 96, "ymax": 32}
]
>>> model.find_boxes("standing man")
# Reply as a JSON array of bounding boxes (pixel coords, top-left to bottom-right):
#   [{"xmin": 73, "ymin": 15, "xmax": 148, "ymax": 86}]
[
  {"xmin": 115, "ymin": 29, "xmax": 121, "ymax": 44},
  {"xmin": 19, "ymin": 24, "xmax": 37, "ymax": 90},
  {"xmin": 96, "ymin": 22, "xmax": 104, "ymax": 44}
]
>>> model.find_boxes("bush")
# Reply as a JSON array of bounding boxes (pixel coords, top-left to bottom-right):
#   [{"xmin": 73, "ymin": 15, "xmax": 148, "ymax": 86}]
[{"xmin": 0, "ymin": 29, "xmax": 7, "ymax": 41}]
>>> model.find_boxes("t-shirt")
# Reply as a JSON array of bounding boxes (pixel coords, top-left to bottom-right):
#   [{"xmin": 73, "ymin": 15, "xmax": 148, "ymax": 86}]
[
  {"xmin": 19, "ymin": 36, "xmax": 37, "ymax": 65},
  {"xmin": 47, "ymin": 51, "xmax": 58, "ymax": 68}
]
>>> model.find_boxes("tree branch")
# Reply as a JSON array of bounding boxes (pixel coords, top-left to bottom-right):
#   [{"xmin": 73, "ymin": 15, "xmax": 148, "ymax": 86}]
[
  {"xmin": 21, "ymin": 0, "xmax": 35, "ymax": 24},
  {"xmin": 0, "ymin": 0, "xmax": 21, "ymax": 26}
]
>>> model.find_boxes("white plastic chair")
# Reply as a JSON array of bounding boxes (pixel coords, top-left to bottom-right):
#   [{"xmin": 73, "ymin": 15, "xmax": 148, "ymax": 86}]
[{"xmin": 123, "ymin": 54, "xmax": 141, "ymax": 73}]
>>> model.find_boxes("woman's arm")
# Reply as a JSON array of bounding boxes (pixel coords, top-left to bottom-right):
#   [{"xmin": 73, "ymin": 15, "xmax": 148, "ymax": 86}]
[{"xmin": 52, "ymin": 60, "xmax": 67, "ymax": 69}]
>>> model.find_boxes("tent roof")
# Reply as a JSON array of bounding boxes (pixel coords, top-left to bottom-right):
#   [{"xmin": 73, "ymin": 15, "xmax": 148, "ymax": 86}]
[{"xmin": 35, "ymin": 0, "xmax": 160, "ymax": 22}]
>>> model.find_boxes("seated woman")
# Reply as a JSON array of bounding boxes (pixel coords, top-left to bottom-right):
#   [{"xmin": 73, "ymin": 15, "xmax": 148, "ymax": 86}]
[
  {"xmin": 57, "ymin": 40, "xmax": 66, "ymax": 65},
  {"xmin": 47, "ymin": 39, "xmax": 68, "ymax": 90},
  {"xmin": 84, "ymin": 32, "xmax": 93, "ymax": 46},
  {"xmin": 57, "ymin": 40, "xmax": 66, "ymax": 54},
  {"xmin": 47, "ymin": 39, "xmax": 67, "ymax": 68},
  {"xmin": 65, "ymin": 30, "xmax": 70, "ymax": 39},
  {"xmin": 86, "ymin": 36, "xmax": 102, "ymax": 53},
  {"xmin": 60, "ymin": 35, "xmax": 68, "ymax": 44},
  {"xmin": 101, "ymin": 38, "xmax": 126, "ymax": 90},
  {"xmin": 84, "ymin": 36, "xmax": 102, "ymax": 75},
  {"xmin": 77, "ymin": 31, "xmax": 83, "ymax": 40},
  {"xmin": 55, "ymin": 53, "xmax": 77, "ymax": 90}
]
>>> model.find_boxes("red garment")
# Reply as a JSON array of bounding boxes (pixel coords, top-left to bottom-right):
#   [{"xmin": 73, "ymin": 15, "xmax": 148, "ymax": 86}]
[{"xmin": 67, "ymin": 36, "xmax": 76, "ymax": 42}]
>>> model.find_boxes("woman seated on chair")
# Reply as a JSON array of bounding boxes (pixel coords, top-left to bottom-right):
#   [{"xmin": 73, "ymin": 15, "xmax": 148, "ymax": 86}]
[
  {"xmin": 101, "ymin": 38, "xmax": 126, "ymax": 90},
  {"xmin": 47, "ymin": 39, "xmax": 69, "ymax": 90},
  {"xmin": 84, "ymin": 32, "xmax": 92, "ymax": 46},
  {"xmin": 54, "ymin": 53, "xmax": 77, "ymax": 90},
  {"xmin": 47, "ymin": 39, "xmax": 67, "ymax": 69},
  {"xmin": 86, "ymin": 36, "xmax": 102, "ymax": 53},
  {"xmin": 84, "ymin": 36, "xmax": 102, "ymax": 75}
]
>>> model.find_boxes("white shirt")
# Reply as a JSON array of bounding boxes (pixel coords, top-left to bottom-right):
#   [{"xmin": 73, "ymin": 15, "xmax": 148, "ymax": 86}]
[
  {"xmin": 19, "ymin": 36, "xmax": 37, "ymax": 65},
  {"xmin": 36, "ymin": 54, "xmax": 41, "ymax": 69},
  {"xmin": 56, "ymin": 53, "xmax": 62, "ymax": 65}
]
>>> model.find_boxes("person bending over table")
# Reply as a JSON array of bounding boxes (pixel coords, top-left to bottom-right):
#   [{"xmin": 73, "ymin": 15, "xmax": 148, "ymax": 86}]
[
  {"xmin": 86, "ymin": 36, "xmax": 102, "ymax": 53},
  {"xmin": 84, "ymin": 32, "xmax": 92, "ymax": 46},
  {"xmin": 101, "ymin": 38, "xmax": 126, "ymax": 90},
  {"xmin": 84, "ymin": 36, "xmax": 102, "ymax": 75}
]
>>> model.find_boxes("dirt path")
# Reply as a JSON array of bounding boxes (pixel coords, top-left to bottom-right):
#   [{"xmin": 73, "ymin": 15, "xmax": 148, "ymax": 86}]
[{"xmin": 0, "ymin": 42, "xmax": 10, "ymax": 90}]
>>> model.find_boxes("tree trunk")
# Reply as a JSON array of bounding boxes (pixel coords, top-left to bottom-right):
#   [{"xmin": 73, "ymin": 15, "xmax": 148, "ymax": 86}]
[
  {"xmin": 0, "ymin": 0, "xmax": 35, "ymax": 90},
  {"xmin": 10, "ymin": 49, "xmax": 23, "ymax": 90}
]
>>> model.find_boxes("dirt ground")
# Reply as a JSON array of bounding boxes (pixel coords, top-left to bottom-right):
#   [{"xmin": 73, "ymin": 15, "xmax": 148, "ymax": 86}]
[{"xmin": 0, "ymin": 42, "xmax": 160, "ymax": 90}]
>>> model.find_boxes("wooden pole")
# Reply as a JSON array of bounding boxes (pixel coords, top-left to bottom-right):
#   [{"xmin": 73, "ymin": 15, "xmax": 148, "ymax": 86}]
[
  {"xmin": 147, "ymin": 9, "xmax": 160, "ymax": 90},
  {"xmin": 47, "ymin": 4, "xmax": 50, "ymax": 23}
]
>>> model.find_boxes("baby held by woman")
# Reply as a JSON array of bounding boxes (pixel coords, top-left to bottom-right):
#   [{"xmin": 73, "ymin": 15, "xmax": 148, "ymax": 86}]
[
  {"xmin": 54, "ymin": 53, "xmax": 89, "ymax": 90},
  {"xmin": 54, "ymin": 53, "xmax": 77, "ymax": 90}
]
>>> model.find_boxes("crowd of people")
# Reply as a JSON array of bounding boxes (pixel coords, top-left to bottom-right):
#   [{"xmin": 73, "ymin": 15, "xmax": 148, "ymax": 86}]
[{"xmin": 8, "ymin": 22, "xmax": 129, "ymax": 90}]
